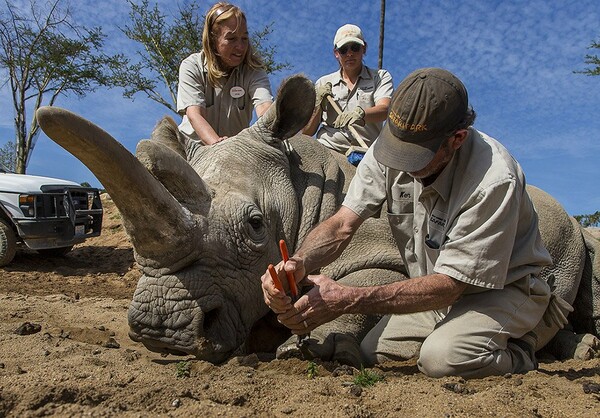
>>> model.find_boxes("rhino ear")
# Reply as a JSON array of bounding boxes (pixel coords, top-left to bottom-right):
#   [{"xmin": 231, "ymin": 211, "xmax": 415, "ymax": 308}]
[
  {"xmin": 150, "ymin": 116, "xmax": 188, "ymax": 159},
  {"xmin": 136, "ymin": 140, "xmax": 212, "ymax": 216},
  {"xmin": 253, "ymin": 74, "xmax": 316, "ymax": 142}
]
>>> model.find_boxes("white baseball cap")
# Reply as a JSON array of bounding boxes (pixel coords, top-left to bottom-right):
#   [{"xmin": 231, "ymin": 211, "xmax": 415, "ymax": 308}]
[{"xmin": 333, "ymin": 24, "xmax": 365, "ymax": 49}]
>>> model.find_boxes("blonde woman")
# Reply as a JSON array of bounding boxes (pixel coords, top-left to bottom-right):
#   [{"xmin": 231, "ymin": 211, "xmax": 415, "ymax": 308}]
[{"xmin": 177, "ymin": 2, "xmax": 273, "ymax": 145}]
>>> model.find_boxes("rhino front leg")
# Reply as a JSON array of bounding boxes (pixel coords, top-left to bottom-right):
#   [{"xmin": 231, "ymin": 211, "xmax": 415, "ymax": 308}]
[
  {"xmin": 276, "ymin": 268, "xmax": 406, "ymax": 367},
  {"xmin": 543, "ymin": 329, "xmax": 600, "ymax": 360},
  {"xmin": 276, "ymin": 316, "xmax": 378, "ymax": 368}
]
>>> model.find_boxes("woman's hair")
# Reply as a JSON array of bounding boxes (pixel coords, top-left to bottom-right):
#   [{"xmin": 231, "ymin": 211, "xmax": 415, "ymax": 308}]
[{"xmin": 202, "ymin": 2, "xmax": 264, "ymax": 87}]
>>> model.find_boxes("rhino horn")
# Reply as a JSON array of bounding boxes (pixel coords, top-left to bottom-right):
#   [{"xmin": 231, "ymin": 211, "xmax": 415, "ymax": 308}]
[
  {"xmin": 36, "ymin": 106, "xmax": 205, "ymax": 272},
  {"xmin": 252, "ymin": 74, "xmax": 316, "ymax": 143}
]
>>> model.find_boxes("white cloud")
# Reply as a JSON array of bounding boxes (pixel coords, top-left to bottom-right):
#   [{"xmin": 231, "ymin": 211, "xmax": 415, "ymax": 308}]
[{"xmin": 3, "ymin": 0, "xmax": 599, "ymax": 213}]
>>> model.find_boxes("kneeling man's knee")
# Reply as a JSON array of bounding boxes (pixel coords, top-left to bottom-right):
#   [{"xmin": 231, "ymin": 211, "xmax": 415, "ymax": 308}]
[
  {"xmin": 417, "ymin": 336, "xmax": 460, "ymax": 377},
  {"xmin": 418, "ymin": 334, "xmax": 500, "ymax": 378}
]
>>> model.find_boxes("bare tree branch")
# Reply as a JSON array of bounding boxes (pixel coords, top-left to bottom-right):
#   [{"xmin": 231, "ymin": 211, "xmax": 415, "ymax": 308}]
[{"xmin": 0, "ymin": 0, "xmax": 127, "ymax": 173}]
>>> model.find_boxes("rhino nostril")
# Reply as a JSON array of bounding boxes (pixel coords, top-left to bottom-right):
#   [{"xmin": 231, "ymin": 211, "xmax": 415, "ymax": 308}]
[{"xmin": 202, "ymin": 308, "xmax": 220, "ymax": 333}]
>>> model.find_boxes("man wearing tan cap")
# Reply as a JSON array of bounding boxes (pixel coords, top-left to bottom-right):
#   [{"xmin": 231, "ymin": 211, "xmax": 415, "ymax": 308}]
[
  {"xmin": 262, "ymin": 68, "xmax": 572, "ymax": 378},
  {"xmin": 303, "ymin": 24, "xmax": 393, "ymax": 159}
]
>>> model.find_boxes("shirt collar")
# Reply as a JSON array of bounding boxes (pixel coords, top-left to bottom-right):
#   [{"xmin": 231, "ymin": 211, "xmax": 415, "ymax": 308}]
[
  {"xmin": 429, "ymin": 128, "xmax": 474, "ymax": 201},
  {"xmin": 333, "ymin": 64, "xmax": 369, "ymax": 86}
]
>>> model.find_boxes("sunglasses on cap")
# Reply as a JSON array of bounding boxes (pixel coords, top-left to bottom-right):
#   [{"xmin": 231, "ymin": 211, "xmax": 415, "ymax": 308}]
[{"xmin": 337, "ymin": 43, "xmax": 362, "ymax": 55}]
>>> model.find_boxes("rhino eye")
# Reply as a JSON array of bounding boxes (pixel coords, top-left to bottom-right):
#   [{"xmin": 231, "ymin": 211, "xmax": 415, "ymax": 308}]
[
  {"xmin": 248, "ymin": 214, "xmax": 263, "ymax": 231},
  {"xmin": 244, "ymin": 206, "xmax": 267, "ymax": 246}
]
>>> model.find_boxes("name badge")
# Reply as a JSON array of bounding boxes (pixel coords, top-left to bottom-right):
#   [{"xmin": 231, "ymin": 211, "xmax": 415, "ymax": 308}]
[{"xmin": 230, "ymin": 86, "xmax": 245, "ymax": 99}]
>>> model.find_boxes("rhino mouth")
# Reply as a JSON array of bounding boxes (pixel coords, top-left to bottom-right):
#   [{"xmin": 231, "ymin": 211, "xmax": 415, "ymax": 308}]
[
  {"xmin": 128, "ymin": 313, "xmax": 240, "ymax": 364},
  {"xmin": 127, "ymin": 285, "xmax": 245, "ymax": 363},
  {"xmin": 128, "ymin": 334, "xmax": 190, "ymax": 357},
  {"xmin": 127, "ymin": 331, "xmax": 236, "ymax": 363}
]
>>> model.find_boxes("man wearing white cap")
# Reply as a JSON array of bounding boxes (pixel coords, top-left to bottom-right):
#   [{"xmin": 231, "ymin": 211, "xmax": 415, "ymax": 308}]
[
  {"xmin": 303, "ymin": 24, "xmax": 393, "ymax": 160},
  {"xmin": 263, "ymin": 68, "xmax": 573, "ymax": 378}
]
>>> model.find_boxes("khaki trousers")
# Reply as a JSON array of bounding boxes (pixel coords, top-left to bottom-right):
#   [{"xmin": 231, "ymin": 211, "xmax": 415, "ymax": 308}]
[{"xmin": 360, "ymin": 275, "xmax": 551, "ymax": 378}]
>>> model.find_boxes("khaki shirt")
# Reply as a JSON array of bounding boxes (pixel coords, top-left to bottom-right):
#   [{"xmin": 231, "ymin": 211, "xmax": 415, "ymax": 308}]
[
  {"xmin": 176, "ymin": 51, "xmax": 273, "ymax": 140},
  {"xmin": 315, "ymin": 65, "xmax": 393, "ymax": 153},
  {"xmin": 343, "ymin": 128, "xmax": 552, "ymax": 290}
]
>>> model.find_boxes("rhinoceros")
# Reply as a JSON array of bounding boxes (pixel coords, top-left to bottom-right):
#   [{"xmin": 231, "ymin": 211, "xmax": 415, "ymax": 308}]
[{"xmin": 36, "ymin": 75, "xmax": 599, "ymax": 366}]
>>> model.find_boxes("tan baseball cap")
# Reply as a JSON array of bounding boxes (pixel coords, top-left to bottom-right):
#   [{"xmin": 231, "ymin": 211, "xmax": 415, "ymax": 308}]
[
  {"xmin": 333, "ymin": 24, "xmax": 365, "ymax": 48},
  {"xmin": 373, "ymin": 68, "xmax": 469, "ymax": 172}
]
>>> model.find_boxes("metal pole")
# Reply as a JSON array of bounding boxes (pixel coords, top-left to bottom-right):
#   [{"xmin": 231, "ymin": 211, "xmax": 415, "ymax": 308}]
[{"xmin": 378, "ymin": 0, "xmax": 386, "ymax": 69}]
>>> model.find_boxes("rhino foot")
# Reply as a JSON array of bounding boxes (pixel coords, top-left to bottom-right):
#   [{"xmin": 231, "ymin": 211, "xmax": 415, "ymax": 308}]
[
  {"xmin": 573, "ymin": 333, "xmax": 600, "ymax": 360},
  {"xmin": 275, "ymin": 332, "xmax": 362, "ymax": 368},
  {"xmin": 545, "ymin": 329, "xmax": 600, "ymax": 360}
]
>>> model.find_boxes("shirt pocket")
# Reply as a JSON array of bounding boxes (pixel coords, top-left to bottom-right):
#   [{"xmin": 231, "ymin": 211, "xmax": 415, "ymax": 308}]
[
  {"xmin": 424, "ymin": 210, "xmax": 447, "ymax": 273},
  {"xmin": 424, "ymin": 238, "xmax": 441, "ymax": 273},
  {"xmin": 358, "ymin": 90, "xmax": 375, "ymax": 108},
  {"xmin": 388, "ymin": 184, "xmax": 413, "ymax": 214},
  {"xmin": 387, "ymin": 212, "xmax": 415, "ymax": 269}
]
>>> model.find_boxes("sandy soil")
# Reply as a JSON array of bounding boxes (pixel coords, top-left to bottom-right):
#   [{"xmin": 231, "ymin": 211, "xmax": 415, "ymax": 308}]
[{"xmin": 1, "ymin": 195, "xmax": 599, "ymax": 417}]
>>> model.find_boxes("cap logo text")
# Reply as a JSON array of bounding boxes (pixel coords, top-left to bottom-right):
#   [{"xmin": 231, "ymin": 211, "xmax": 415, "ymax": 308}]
[{"xmin": 389, "ymin": 110, "xmax": 428, "ymax": 133}]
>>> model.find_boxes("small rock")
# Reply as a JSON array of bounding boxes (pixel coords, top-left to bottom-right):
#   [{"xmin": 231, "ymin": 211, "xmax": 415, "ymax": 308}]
[
  {"xmin": 332, "ymin": 364, "xmax": 355, "ymax": 377},
  {"xmin": 231, "ymin": 395, "xmax": 247, "ymax": 406},
  {"xmin": 349, "ymin": 384, "xmax": 363, "ymax": 397},
  {"xmin": 102, "ymin": 337, "xmax": 120, "ymax": 349},
  {"xmin": 227, "ymin": 353, "xmax": 259, "ymax": 367},
  {"xmin": 0, "ymin": 363, "xmax": 5, "ymax": 369},
  {"xmin": 442, "ymin": 382, "xmax": 475, "ymax": 395},
  {"xmin": 124, "ymin": 349, "xmax": 141, "ymax": 362},
  {"xmin": 43, "ymin": 350, "xmax": 50, "ymax": 356},
  {"xmin": 172, "ymin": 398, "xmax": 181, "ymax": 408},
  {"xmin": 281, "ymin": 406, "xmax": 294, "ymax": 414},
  {"xmin": 93, "ymin": 349, "xmax": 102, "ymax": 355},
  {"xmin": 14, "ymin": 322, "xmax": 42, "ymax": 335},
  {"xmin": 583, "ymin": 382, "xmax": 600, "ymax": 394}
]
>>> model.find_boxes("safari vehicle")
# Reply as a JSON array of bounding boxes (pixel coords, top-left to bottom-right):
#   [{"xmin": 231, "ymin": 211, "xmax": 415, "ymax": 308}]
[{"xmin": 0, "ymin": 163, "xmax": 103, "ymax": 266}]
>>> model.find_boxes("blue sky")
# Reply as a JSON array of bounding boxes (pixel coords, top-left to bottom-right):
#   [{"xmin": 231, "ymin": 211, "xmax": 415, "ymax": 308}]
[{"xmin": 1, "ymin": 0, "xmax": 599, "ymax": 215}]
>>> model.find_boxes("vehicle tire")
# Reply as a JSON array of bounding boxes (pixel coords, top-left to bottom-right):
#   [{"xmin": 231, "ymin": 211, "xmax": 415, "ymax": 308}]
[
  {"xmin": 0, "ymin": 218, "xmax": 17, "ymax": 267},
  {"xmin": 37, "ymin": 245, "xmax": 74, "ymax": 258}
]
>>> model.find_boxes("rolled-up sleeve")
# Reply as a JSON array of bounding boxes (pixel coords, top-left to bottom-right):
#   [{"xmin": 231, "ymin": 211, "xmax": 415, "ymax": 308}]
[
  {"xmin": 249, "ymin": 69, "xmax": 273, "ymax": 107},
  {"xmin": 374, "ymin": 69, "xmax": 394, "ymax": 103},
  {"xmin": 343, "ymin": 147, "xmax": 387, "ymax": 219},
  {"xmin": 435, "ymin": 179, "xmax": 520, "ymax": 289},
  {"xmin": 177, "ymin": 55, "xmax": 206, "ymax": 115}
]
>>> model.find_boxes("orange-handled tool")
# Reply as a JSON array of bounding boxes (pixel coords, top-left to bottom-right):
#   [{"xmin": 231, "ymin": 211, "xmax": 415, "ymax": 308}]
[
  {"xmin": 279, "ymin": 239, "xmax": 299, "ymax": 300},
  {"xmin": 267, "ymin": 264, "xmax": 284, "ymax": 293}
]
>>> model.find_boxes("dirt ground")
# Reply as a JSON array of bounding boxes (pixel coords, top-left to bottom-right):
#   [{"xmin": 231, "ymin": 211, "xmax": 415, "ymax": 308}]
[{"xmin": 1, "ymin": 195, "xmax": 599, "ymax": 417}]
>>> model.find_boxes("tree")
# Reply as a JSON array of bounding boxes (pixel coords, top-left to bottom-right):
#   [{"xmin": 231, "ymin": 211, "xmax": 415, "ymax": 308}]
[
  {"xmin": 575, "ymin": 38, "xmax": 600, "ymax": 76},
  {"xmin": 574, "ymin": 211, "xmax": 600, "ymax": 228},
  {"xmin": 0, "ymin": 0, "xmax": 126, "ymax": 174},
  {"xmin": 0, "ymin": 141, "xmax": 16, "ymax": 171},
  {"xmin": 111, "ymin": 0, "xmax": 290, "ymax": 114}
]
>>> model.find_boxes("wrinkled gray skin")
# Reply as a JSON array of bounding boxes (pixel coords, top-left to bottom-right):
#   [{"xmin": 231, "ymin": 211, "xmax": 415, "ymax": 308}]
[{"xmin": 36, "ymin": 75, "xmax": 599, "ymax": 366}]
